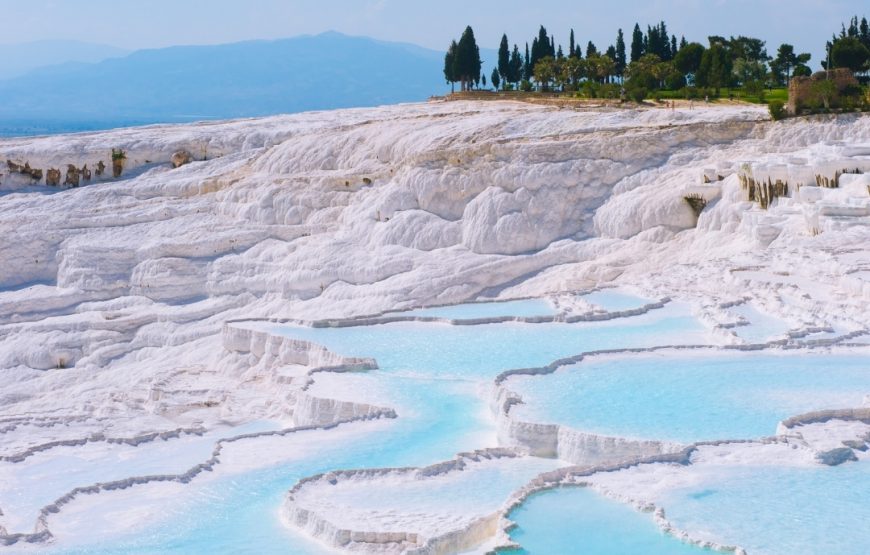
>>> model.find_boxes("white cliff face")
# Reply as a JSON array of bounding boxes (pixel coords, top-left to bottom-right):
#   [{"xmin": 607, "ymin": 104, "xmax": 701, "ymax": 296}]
[{"xmin": 2, "ymin": 101, "xmax": 870, "ymax": 553}]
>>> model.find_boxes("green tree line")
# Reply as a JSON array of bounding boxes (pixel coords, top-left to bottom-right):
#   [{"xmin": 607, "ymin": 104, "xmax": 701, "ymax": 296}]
[{"xmin": 444, "ymin": 15, "xmax": 870, "ymax": 100}]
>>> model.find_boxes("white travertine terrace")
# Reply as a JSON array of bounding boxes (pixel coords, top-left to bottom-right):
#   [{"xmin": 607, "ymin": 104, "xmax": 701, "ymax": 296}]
[{"xmin": 2, "ymin": 101, "xmax": 870, "ymax": 552}]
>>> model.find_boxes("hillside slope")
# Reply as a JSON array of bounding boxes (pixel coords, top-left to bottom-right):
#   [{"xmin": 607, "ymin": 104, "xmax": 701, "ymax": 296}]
[
  {"xmin": 2, "ymin": 101, "xmax": 870, "ymax": 549},
  {"xmin": 0, "ymin": 32, "xmax": 462, "ymax": 135}
]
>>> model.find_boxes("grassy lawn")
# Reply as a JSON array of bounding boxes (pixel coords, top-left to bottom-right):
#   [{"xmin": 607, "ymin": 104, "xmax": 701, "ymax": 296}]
[{"xmin": 653, "ymin": 87, "xmax": 787, "ymax": 104}]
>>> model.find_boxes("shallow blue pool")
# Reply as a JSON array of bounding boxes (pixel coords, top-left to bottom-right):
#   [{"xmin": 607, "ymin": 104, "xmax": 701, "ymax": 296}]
[
  {"xmin": 661, "ymin": 461, "xmax": 870, "ymax": 555},
  {"xmin": 509, "ymin": 351, "xmax": 870, "ymax": 442},
  {"xmin": 270, "ymin": 302, "xmax": 711, "ymax": 380},
  {"xmin": 48, "ymin": 304, "xmax": 710, "ymax": 554},
  {"xmin": 41, "ymin": 298, "xmax": 869, "ymax": 555},
  {"xmin": 505, "ymin": 487, "xmax": 705, "ymax": 554}
]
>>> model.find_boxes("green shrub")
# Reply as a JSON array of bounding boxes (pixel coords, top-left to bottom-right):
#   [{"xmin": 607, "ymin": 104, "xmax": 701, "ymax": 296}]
[
  {"xmin": 683, "ymin": 86, "xmax": 700, "ymax": 100},
  {"xmin": 519, "ymin": 80, "xmax": 534, "ymax": 92},
  {"xmin": 665, "ymin": 71, "xmax": 687, "ymax": 91},
  {"xmin": 768, "ymin": 100, "xmax": 786, "ymax": 121},
  {"xmin": 629, "ymin": 87, "xmax": 648, "ymax": 103},
  {"xmin": 599, "ymin": 83, "xmax": 621, "ymax": 99},
  {"xmin": 582, "ymin": 81, "xmax": 598, "ymax": 98}
]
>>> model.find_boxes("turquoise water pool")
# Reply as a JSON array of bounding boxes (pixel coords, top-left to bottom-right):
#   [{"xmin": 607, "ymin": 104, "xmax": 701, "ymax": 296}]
[
  {"xmin": 661, "ymin": 461, "xmax": 870, "ymax": 555},
  {"xmin": 270, "ymin": 302, "xmax": 710, "ymax": 380},
  {"xmin": 47, "ymin": 304, "xmax": 709, "ymax": 553},
  {"xmin": 508, "ymin": 351, "xmax": 870, "ymax": 442},
  {"xmin": 40, "ymin": 298, "xmax": 869, "ymax": 555},
  {"xmin": 505, "ymin": 487, "xmax": 705, "ymax": 554}
]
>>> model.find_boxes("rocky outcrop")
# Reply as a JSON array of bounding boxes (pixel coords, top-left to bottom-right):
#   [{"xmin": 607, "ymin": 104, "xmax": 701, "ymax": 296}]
[
  {"xmin": 111, "ymin": 148, "xmax": 125, "ymax": 178},
  {"xmin": 45, "ymin": 168, "xmax": 61, "ymax": 186},
  {"xmin": 293, "ymin": 390, "xmax": 396, "ymax": 427},
  {"xmin": 6, "ymin": 160, "xmax": 43, "ymax": 181},
  {"xmin": 222, "ymin": 324, "xmax": 377, "ymax": 372},
  {"xmin": 64, "ymin": 164, "xmax": 81, "ymax": 187},
  {"xmin": 171, "ymin": 149, "xmax": 193, "ymax": 168},
  {"xmin": 815, "ymin": 447, "xmax": 858, "ymax": 466}
]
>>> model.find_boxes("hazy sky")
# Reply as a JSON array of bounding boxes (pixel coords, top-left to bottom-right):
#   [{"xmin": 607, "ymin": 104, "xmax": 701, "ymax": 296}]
[{"xmin": 2, "ymin": 0, "xmax": 866, "ymax": 67}]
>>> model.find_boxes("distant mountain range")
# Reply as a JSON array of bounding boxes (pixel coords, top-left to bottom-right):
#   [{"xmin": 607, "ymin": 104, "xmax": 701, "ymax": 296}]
[
  {"xmin": 0, "ymin": 32, "xmax": 498, "ymax": 136},
  {"xmin": 0, "ymin": 40, "xmax": 130, "ymax": 80}
]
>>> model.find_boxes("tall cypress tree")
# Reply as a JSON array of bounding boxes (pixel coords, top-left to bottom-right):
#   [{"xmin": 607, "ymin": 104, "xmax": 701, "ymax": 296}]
[
  {"xmin": 586, "ymin": 41, "xmax": 598, "ymax": 58},
  {"xmin": 444, "ymin": 40, "xmax": 458, "ymax": 93},
  {"xmin": 456, "ymin": 26, "xmax": 482, "ymax": 91},
  {"xmin": 615, "ymin": 29, "xmax": 627, "ymax": 78},
  {"xmin": 659, "ymin": 22, "xmax": 671, "ymax": 60},
  {"xmin": 524, "ymin": 42, "xmax": 532, "ymax": 80},
  {"xmin": 631, "ymin": 23, "xmax": 644, "ymax": 62},
  {"xmin": 860, "ymin": 17, "xmax": 870, "ymax": 49},
  {"xmin": 532, "ymin": 26, "xmax": 550, "ymax": 68},
  {"xmin": 569, "ymin": 29, "xmax": 576, "ymax": 59},
  {"xmin": 510, "ymin": 44, "xmax": 523, "ymax": 84},
  {"xmin": 498, "ymin": 34, "xmax": 510, "ymax": 87}
]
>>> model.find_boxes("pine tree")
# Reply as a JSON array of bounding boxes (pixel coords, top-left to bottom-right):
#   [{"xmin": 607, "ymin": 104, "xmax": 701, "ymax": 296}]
[
  {"xmin": 697, "ymin": 42, "xmax": 731, "ymax": 94},
  {"xmin": 671, "ymin": 35, "xmax": 678, "ymax": 59},
  {"xmin": 569, "ymin": 29, "xmax": 576, "ymax": 59},
  {"xmin": 680, "ymin": 36, "xmax": 688, "ymax": 50},
  {"xmin": 631, "ymin": 24, "xmax": 644, "ymax": 62},
  {"xmin": 557, "ymin": 45, "xmax": 564, "ymax": 59},
  {"xmin": 491, "ymin": 67, "xmax": 500, "ymax": 90},
  {"xmin": 615, "ymin": 29, "xmax": 627, "ymax": 78},
  {"xmin": 772, "ymin": 44, "xmax": 797, "ymax": 85},
  {"xmin": 498, "ymin": 34, "xmax": 510, "ymax": 86}
]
